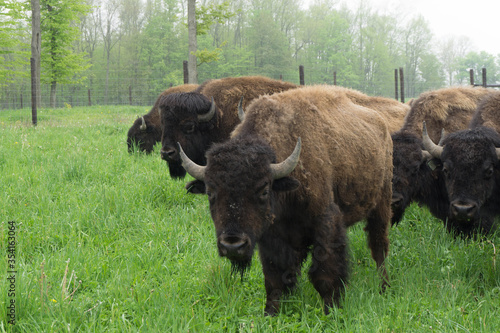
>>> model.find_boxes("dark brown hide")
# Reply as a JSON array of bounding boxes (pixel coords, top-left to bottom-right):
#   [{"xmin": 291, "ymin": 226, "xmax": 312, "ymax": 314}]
[
  {"xmin": 159, "ymin": 76, "xmax": 298, "ymax": 178},
  {"xmin": 422, "ymin": 127, "xmax": 500, "ymax": 235},
  {"xmin": 391, "ymin": 86, "xmax": 493, "ymax": 226},
  {"xmin": 187, "ymin": 85, "xmax": 393, "ymax": 315},
  {"xmin": 127, "ymin": 84, "xmax": 198, "ymax": 153},
  {"xmin": 469, "ymin": 90, "xmax": 500, "ymax": 132}
]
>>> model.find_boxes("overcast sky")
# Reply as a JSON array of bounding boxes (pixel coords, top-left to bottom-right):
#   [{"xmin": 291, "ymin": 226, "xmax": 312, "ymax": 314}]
[{"xmin": 306, "ymin": 0, "xmax": 500, "ymax": 56}]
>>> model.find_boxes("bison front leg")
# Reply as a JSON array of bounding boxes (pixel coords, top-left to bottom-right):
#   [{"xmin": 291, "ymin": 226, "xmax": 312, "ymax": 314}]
[
  {"xmin": 366, "ymin": 187, "xmax": 391, "ymax": 291},
  {"xmin": 258, "ymin": 237, "xmax": 306, "ymax": 316},
  {"xmin": 309, "ymin": 211, "xmax": 349, "ymax": 314}
]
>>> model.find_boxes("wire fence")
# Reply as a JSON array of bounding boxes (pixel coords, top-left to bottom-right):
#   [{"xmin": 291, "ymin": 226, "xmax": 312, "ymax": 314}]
[{"xmin": 0, "ymin": 67, "xmax": 450, "ymax": 110}]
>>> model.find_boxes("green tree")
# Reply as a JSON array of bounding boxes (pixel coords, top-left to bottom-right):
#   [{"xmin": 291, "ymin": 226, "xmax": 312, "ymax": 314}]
[
  {"xmin": 40, "ymin": 0, "xmax": 91, "ymax": 107},
  {"xmin": 139, "ymin": 0, "xmax": 186, "ymax": 92},
  {"xmin": 299, "ymin": 1, "xmax": 355, "ymax": 86},
  {"xmin": 457, "ymin": 51, "xmax": 500, "ymax": 85},
  {"xmin": 0, "ymin": 0, "xmax": 29, "ymax": 88}
]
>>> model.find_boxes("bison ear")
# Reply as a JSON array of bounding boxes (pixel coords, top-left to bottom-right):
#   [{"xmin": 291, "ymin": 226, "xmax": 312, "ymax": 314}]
[
  {"xmin": 272, "ymin": 176, "xmax": 300, "ymax": 192},
  {"xmin": 186, "ymin": 180, "xmax": 206, "ymax": 194}
]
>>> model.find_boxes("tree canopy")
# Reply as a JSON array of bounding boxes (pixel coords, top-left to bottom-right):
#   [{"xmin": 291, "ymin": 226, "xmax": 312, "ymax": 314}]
[{"xmin": 1, "ymin": 0, "xmax": 498, "ymax": 109}]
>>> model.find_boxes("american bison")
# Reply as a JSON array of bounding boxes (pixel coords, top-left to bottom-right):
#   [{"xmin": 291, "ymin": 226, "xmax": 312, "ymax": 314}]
[
  {"xmin": 158, "ymin": 76, "xmax": 298, "ymax": 179},
  {"xmin": 127, "ymin": 84, "xmax": 198, "ymax": 153},
  {"xmin": 421, "ymin": 90, "xmax": 500, "ymax": 235},
  {"xmin": 391, "ymin": 86, "xmax": 492, "ymax": 225},
  {"xmin": 179, "ymin": 85, "xmax": 393, "ymax": 315}
]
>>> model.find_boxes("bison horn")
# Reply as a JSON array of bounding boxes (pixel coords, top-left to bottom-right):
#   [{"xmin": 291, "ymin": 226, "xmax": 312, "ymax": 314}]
[
  {"xmin": 139, "ymin": 116, "xmax": 147, "ymax": 131},
  {"xmin": 178, "ymin": 143, "xmax": 206, "ymax": 181},
  {"xmin": 270, "ymin": 138, "xmax": 302, "ymax": 179},
  {"xmin": 422, "ymin": 121, "xmax": 443, "ymax": 159},
  {"xmin": 198, "ymin": 97, "xmax": 216, "ymax": 123},
  {"xmin": 238, "ymin": 95, "xmax": 245, "ymax": 121}
]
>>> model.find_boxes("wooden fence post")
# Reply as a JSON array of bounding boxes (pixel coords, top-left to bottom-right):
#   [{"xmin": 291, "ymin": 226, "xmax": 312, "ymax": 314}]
[
  {"xmin": 30, "ymin": 57, "xmax": 37, "ymax": 126},
  {"xmin": 469, "ymin": 69, "xmax": 475, "ymax": 86},
  {"xmin": 399, "ymin": 67, "xmax": 405, "ymax": 103},
  {"xmin": 183, "ymin": 61, "xmax": 189, "ymax": 84},
  {"xmin": 333, "ymin": 71, "xmax": 337, "ymax": 85},
  {"xmin": 299, "ymin": 65, "xmax": 304, "ymax": 85},
  {"xmin": 129, "ymin": 86, "xmax": 132, "ymax": 105},
  {"xmin": 482, "ymin": 68, "xmax": 487, "ymax": 88},
  {"xmin": 394, "ymin": 69, "xmax": 399, "ymax": 101},
  {"xmin": 88, "ymin": 89, "xmax": 92, "ymax": 106}
]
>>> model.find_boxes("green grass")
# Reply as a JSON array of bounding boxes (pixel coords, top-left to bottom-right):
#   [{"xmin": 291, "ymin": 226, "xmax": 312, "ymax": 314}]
[{"xmin": 0, "ymin": 106, "xmax": 499, "ymax": 332}]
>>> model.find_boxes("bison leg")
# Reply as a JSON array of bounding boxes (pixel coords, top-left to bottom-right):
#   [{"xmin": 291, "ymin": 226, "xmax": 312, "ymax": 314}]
[
  {"xmin": 308, "ymin": 208, "xmax": 349, "ymax": 315},
  {"xmin": 365, "ymin": 191, "xmax": 391, "ymax": 291},
  {"xmin": 258, "ymin": 236, "xmax": 308, "ymax": 316}
]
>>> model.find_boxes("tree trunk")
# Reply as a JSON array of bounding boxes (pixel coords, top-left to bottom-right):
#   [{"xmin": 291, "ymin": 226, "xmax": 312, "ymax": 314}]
[
  {"xmin": 31, "ymin": 0, "xmax": 41, "ymax": 108},
  {"xmin": 50, "ymin": 81, "xmax": 57, "ymax": 107},
  {"xmin": 187, "ymin": 0, "xmax": 198, "ymax": 84}
]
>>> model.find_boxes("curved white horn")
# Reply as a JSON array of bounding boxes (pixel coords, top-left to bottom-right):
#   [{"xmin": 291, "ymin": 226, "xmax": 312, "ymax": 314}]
[
  {"xmin": 198, "ymin": 97, "xmax": 216, "ymax": 123},
  {"xmin": 421, "ymin": 121, "xmax": 443, "ymax": 159},
  {"xmin": 178, "ymin": 143, "xmax": 206, "ymax": 181},
  {"xmin": 270, "ymin": 138, "xmax": 302, "ymax": 179},
  {"xmin": 238, "ymin": 96, "xmax": 245, "ymax": 121},
  {"xmin": 139, "ymin": 116, "xmax": 147, "ymax": 131}
]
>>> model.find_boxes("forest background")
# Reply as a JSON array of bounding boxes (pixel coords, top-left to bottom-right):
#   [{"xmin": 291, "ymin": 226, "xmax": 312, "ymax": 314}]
[{"xmin": 1, "ymin": 0, "xmax": 500, "ymax": 110}]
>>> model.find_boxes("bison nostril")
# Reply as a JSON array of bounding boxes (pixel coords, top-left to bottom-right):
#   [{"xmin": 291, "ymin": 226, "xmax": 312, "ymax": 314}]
[
  {"xmin": 451, "ymin": 201, "xmax": 477, "ymax": 218},
  {"xmin": 219, "ymin": 235, "xmax": 249, "ymax": 254},
  {"xmin": 160, "ymin": 148, "xmax": 177, "ymax": 160},
  {"xmin": 391, "ymin": 194, "xmax": 403, "ymax": 206}
]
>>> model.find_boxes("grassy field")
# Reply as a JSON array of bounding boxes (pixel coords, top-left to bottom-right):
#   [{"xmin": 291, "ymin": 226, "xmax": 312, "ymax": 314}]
[{"xmin": 0, "ymin": 106, "xmax": 498, "ymax": 332}]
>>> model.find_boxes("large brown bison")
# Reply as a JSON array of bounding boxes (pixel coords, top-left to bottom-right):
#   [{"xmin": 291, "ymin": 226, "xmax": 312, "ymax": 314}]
[
  {"xmin": 158, "ymin": 76, "xmax": 298, "ymax": 179},
  {"xmin": 127, "ymin": 84, "xmax": 198, "ymax": 153},
  {"xmin": 179, "ymin": 85, "xmax": 393, "ymax": 315},
  {"xmin": 391, "ymin": 86, "xmax": 492, "ymax": 225},
  {"xmin": 421, "ymin": 90, "xmax": 500, "ymax": 235}
]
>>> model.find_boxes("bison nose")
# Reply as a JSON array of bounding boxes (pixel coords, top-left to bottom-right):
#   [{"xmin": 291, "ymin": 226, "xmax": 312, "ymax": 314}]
[
  {"xmin": 450, "ymin": 200, "xmax": 477, "ymax": 220},
  {"xmin": 391, "ymin": 193, "xmax": 403, "ymax": 207},
  {"xmin": 160, "ymin": 148, "xmax": 177, "ymax": 161},
  {"xmin": 218, "ymin": 234, "xmax": 250, "ymax": 257}
]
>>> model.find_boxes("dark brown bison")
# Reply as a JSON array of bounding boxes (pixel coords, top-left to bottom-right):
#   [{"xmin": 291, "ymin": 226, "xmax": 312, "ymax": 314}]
[
  {"xmin": 421, "ymin": 90, "xmax": 500, "ymax": 235},
  {"xmin": 179, "ymin": 85, "xmax": 393, "ymax": 315},
  {"xmin": 158, "ymin": 76, "xmax": 298, "ymax": 179},
  {"xmin": 127, "ymin": 84, "xmax": 198, "ymax": 153},
  {"xmin": 391, "ymin": 86, "xmax": 492, "ymax": 225}
]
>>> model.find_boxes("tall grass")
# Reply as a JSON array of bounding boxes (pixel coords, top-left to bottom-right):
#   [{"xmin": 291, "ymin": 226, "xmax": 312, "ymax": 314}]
[{"xmin": 0, "ymin": 106, "xmax": 498, "ymax": 332}]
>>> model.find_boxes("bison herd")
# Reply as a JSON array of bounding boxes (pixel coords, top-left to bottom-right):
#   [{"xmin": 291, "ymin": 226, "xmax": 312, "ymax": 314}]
[{"xmin": 126, "ymin": 76, "xmax": 499, "ymax": 315}]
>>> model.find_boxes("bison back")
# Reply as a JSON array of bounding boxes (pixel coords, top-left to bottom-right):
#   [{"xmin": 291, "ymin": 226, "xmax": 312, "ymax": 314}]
[{"xmin": 233, "ymin": 85, "xmax": 393, "ymax": 224}]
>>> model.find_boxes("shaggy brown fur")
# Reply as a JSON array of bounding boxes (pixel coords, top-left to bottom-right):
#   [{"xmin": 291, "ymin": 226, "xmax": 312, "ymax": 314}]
[
  {"xmin": 469, "ymin": 90, "xmax": 500, "ymax": 132},
  {"xmin": 159, "ymin": 76, "xmax": 298, "ymax": 178},
  {"xmin": 127, "ymin": 84, "xmax": 198, "ymax": 153},
  {"xmin": 400, "ymin": 86, "xmax": 492, "ymax": 141},
  {"xmin": 391, "ymin": 86, "xmax": 493, "ymax": 226},
  {"xmin": 210, "ymin": 85, "xmax": 394, "ymax": 313},
  {"xmin": 194, "ymin": 76, "xmax": 299, "ymax": 141},
  {"xmin": 331, "ymin": 85, "xmax": 409, "ymax": 133}
]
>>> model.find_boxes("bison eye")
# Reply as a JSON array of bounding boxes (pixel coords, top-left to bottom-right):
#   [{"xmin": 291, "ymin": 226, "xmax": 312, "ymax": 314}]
[
  {"xmin": 442, "ymin": 166, "xmax": 449, "ymax": 178},
  {"xmin": 484, "ymin": 166, "xmax": 494, "ymax": 179},
  {"xmin": 258, "ymin": 188, "xmax": 270, "ymax": 204},
  {"xmin": 182, "ymin": 124, "xmax": 196, "ymax": 134}
]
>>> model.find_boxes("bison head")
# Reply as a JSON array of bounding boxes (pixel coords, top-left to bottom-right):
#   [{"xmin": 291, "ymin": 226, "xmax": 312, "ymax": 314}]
[
  {"xmin": 158, "ymin": 92, "xmax": 217, "ymax": 179},
  {"xmin": 127, "ymin": 116, "xmax": 160, "ymax": 153},
  {"xmin": 422, "ymin": 124, "xmax": 500, "ymax": 234},
  {"xmin": 179, "ymin": 137, "xmax": 301, "ymax": 275},
  {"xmin": 391, "ymin": 130, "xmax": 439, "ymax": 224}
]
